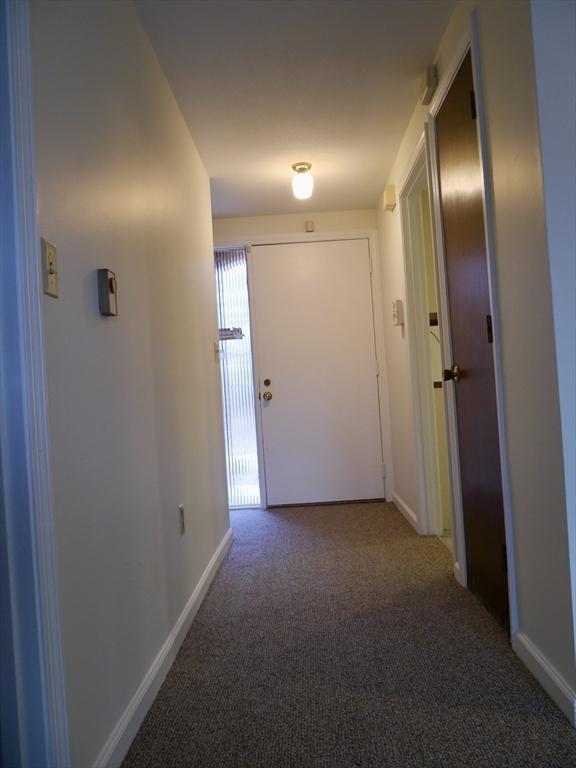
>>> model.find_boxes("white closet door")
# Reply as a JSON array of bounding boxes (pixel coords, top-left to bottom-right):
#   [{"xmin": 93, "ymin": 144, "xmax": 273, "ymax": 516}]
[{"xmin": 250, "ymin": 239, "xmax": 384, "ymax": 506}]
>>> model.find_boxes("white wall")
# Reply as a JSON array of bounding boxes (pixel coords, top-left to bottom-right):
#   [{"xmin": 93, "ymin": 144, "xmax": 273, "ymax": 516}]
[
  {"xmin": 531, "ymin": 0, "xmax": 576, "ymax": 646},
  {"xmin": 213, "ymin": 209, "xmax": 377, "ymax": 242},
  {"xmin": 30, "ymin": 1, "xmax": 229, "ymax": 765},
  {"xmin": 377, "ymin": 0, "xmax": 576, "ymax": 709}
]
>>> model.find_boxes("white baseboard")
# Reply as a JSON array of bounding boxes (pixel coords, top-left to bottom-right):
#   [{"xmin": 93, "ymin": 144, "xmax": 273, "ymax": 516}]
[
  {"xmin": 93, "ymin": 528, "xmax": 233, "ymax": 768},
  {"xmin": 453, "ymin": 560, "xmax": 466, "ymax": 587},
  {"xmin": 392, "ymin": 493, "xmax": 419, "ymax": 532},
  {"xmin": 516, "ymin": 631, "xmax": 576, "ymax": 725}
]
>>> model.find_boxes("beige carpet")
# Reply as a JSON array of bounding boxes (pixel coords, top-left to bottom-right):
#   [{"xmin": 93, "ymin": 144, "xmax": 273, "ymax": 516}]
[{"xmin": 123, "ymin": 502, "xmax": 576, "ymax": 767}]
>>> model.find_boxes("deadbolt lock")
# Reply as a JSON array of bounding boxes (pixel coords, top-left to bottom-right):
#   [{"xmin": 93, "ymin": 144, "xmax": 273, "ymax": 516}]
[{"xmin": 262, "ymin": 391, "xmax": 273, "ymax": 401}]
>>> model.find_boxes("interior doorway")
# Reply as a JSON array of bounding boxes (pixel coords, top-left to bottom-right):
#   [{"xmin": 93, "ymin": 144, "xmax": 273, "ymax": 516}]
[
  {"xmin": 215, "ymin": 247, "xmax": 261, "ymax": 508},
  {"xmin": 400, "ymin": 147, "xmax": 453, "ymax": 550}
]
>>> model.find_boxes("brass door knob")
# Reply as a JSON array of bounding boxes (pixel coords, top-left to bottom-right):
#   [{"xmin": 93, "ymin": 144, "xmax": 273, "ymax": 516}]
[
  {"xmin": 442, "ymin": 365, "xmax": 461, "ymax": 383},
  {"xmin": 263, "ymin": 391, "xmax": 273, "ymax": 401}
]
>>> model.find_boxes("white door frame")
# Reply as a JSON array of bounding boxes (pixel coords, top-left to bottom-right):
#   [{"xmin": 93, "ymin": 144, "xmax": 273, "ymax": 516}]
[
  {"xmin": 397, "ymin": 130, "xmax": 468, "ymax": 587},
  {"xmin": 214, "ymin": 230, "xmax": 392, "ymax": 509},
  {"xmin": 424, "ymin": 11, "xmax": 519, "ymax": 639},
  {"xmin": 0, "ymin": 0, "xmax": 70, "ymax": 764},
  {"xmin": 398, "ymin": 136, "xmax": 451, "ymax": 544}
]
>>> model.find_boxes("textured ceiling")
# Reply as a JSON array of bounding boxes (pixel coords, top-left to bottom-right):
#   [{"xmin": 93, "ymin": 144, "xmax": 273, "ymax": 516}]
[{"xmin": 136, "ymin": 0, "xmax": 455, "ymax": 217}]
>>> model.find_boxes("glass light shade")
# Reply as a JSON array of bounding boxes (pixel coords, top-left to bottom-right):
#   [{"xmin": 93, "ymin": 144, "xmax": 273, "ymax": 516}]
[{"xmin": 292, "ymin": 170, "xmax": 314, "ymax": 200}]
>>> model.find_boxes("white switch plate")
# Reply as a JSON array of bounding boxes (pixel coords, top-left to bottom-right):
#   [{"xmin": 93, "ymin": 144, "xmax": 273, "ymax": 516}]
[
  {"xmin": 392, "ymin": 298, "xmax": 404, "ymax": 326},
  {"xmin": 41, "ymin": 238, "xmax": 58, "ymax": 298}
]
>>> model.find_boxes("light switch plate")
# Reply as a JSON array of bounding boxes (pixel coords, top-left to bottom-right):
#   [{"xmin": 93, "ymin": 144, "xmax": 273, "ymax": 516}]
[{"xmin": 41, "ymin": 238, "xmax": 58, "ymax": 298}]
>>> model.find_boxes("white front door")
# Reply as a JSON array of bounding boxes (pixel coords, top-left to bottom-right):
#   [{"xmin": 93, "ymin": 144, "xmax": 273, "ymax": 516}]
[{"xmin": 250, "ymin": 239, "xmax": 384, "ymax": 506}]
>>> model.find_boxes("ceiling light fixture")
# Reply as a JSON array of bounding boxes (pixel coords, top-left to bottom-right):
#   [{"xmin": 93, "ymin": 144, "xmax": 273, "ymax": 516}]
[{"xmin": 291, "ymin": 162, "xmax": 314, "ymax": 200}]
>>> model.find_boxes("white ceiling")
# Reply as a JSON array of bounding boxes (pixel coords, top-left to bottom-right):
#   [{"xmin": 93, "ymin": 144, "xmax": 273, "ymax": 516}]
[{"xmin": 136, "ymin": 0, "xmax": 455, "ymax": 217}]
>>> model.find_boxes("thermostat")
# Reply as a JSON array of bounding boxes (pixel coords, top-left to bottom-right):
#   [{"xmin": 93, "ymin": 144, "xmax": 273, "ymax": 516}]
[{"xmin": 97, "ymin": 269, "xmax": 118, "ymax": 316}]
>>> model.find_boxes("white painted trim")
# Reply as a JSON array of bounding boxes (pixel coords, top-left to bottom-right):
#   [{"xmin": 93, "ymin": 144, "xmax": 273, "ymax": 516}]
[
  {"xmin": 241, "ymin": 229, "xmax": 391, "ymax": 505},
  {"xmin": 398, "ymin": 134, "xmax": 447, "ymax": 539},
  {"xmin": 245, "ymin": 246, "xmax": 269, "ymax": 508},
  {"xmin": 452, "ymin": 560, "xmax": 465, "ymax": 587},
  {"xmin": 214, "ymin": 229, "xmax": 376, "ymax": 249},
  {"xmin": 393, "ymin": 493, "xmax": 420, "ymax": 533},
  {"xmin": 367, "ymin": 232, "xmax": 394, "ymax": 501},
  {"xmin": 428, "ymin": 27, "xmax": 471, "ymax": 118},
  {"xmin": 1, "ymin": 0, "xmax": 70, "ymax": 763},
  {"xmin": 516, "ymin": 632, "xmax": 576, "ymax": 725},
  {"xmin": 397, "ymin": 133, "xmax": 428, "ymax": 201},
  {"xmin": 425, "ymin": 117, "xmax": 468, "ymax": 590},
  {"xmin": 94, "ymin": 529, "xmax": 233, "ymax": 768}
]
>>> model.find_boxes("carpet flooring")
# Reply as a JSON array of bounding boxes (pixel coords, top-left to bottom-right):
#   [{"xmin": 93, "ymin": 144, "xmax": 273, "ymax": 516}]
[{"xmin": 123, "ymin": 502, "xmax": 576, "ymax": 767}]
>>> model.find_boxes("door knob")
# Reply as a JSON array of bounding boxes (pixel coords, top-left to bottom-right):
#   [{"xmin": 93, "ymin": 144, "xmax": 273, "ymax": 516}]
[
  {"xmin": 263, "ymin": 391, "xmax": 273, "ymax": 401},
  {"xmin": 443, "ymin": 365, "xmax": 461, "ymax": 383}
]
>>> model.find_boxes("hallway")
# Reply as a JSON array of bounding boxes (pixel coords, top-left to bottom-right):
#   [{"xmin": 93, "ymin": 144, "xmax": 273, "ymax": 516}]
[{"xmin": 123, "ymin": 503, "xmax": 576, "ymax": 767}]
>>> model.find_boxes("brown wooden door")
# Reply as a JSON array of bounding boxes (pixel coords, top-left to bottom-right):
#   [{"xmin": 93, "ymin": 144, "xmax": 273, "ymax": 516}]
[{"xmin": 435, "ymin": 51, "xmax": 509, "ymax": 628}]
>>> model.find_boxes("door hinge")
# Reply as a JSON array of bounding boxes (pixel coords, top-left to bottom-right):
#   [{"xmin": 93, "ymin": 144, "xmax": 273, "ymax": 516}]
[
  {"xmin": 486, "ymin": 314, "xmax": 493, "ymax": 344},
  {"xmin": 502, "ymin": 543, "xmax": 508, "ymax": 573},
  {"xmin": 470, "ymin": 90, "xmax": 477, "ymax": 120}
]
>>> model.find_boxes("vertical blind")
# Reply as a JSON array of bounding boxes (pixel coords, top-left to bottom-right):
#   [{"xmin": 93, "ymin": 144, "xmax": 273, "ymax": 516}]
[{"xmin": 215, "ymin": 247, "xmax": 261, "ymax": 507}]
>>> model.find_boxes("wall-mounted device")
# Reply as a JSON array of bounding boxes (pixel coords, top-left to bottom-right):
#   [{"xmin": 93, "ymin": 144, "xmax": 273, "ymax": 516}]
[
  {"xmin": 383, "ymin": 185, "xmax": 396, "ymax": 212},
  {"xmin": 392, "ymin": 298, "xmax": 404, "ymax": 326},
  {"xmin": 420, "ymin": 64, "xmax": 438, "ymax": 106},
  {"xmin": 97, "ymin": 269, "xmax": 118, "ymax": 316},
  {"xmin": 41, "ymin": 238, "xmax": 59, "ymax": 298},
  {"xmin": 305, "ymin": 220, "xmax": 315, "ymax": 233}
]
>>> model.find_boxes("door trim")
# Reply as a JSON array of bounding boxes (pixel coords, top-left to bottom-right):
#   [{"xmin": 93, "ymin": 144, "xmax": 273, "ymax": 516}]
[
  {"xmin": 0, "ymin": 0, "xmax": 70, "ymax": 763},
  {"xmin": 398, "ymin": 135, "xmax": 453, "ymax": 545},
  {"xmin": 424, "ymin": 122, "xmax": 468, "ymax": 588},
  {"xmin": 425, "ymin": 12, "xmax": 519, "ymax": 640},
  {"xmin": 216, "ymin": 230, "xmax": 392, "ymax": 508}
]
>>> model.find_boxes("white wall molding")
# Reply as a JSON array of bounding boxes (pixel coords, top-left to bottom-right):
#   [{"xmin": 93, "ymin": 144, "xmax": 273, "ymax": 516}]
[
  {"xmin": 0, "ymin": 0, "xmax": 70, "ymax": 763},
  {"xmin": 214, "ymin": 228, "xmax": 377, "ymax": 249},
  {"xmin": 393, "ymin": 494, "xmax": 419, "ymax": 533},
  {"xmin": 398, "ymin": 135, "xmax": 446, "ymax": 540},
  {"xmin": 516, "ymin": 632, "xmax": 576, "ymax": 725},
  {"xmin": 94, "ymin": 529, "xmax": 233, "ymax": 768}
]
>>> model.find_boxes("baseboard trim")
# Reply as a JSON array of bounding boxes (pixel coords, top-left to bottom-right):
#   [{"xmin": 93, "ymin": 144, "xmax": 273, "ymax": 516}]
[
  {"xmin": 392, "ymin": 493, "xmax": 419, "ymax": 532},
  {"xmin": 453, "ymin": 560, "xmax": 466, "ymax": 587},
  {"xmin": 93, "ymin": 528, "xmax": 233, "ymax": 768},
  {"xmin": 516, "ymin": 631, "xmax": 576, "ymax": 725}
]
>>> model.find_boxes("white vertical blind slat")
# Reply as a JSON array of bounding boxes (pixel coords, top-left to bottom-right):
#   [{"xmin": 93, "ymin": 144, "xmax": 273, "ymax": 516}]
[{"xmin": 215, "ymin": 247, "xmax": 260, "ymax": 507}]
